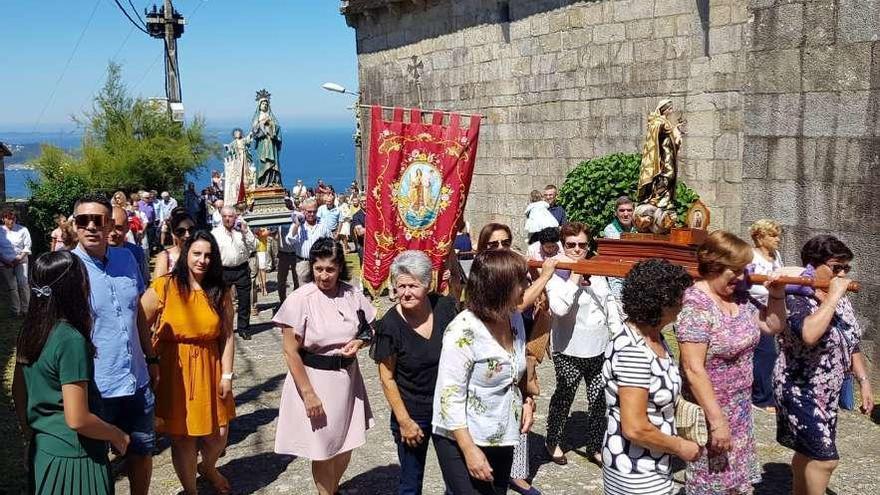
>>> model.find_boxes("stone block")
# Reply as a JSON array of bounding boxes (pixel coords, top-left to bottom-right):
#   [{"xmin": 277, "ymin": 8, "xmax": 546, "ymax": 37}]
[
  {"xmin": 533, "ymin": 53, "xmax": 557, "ymax": 74},
  {"xmin": 803, "ymin": 92, "xmax": 839, "ymax": 138},
  {"xmin": 581, "ymin": 44, "xmax": 610, "ymax": 69},
  {"xmin": 710, "ymin": 4, "xmax": 731, "ymax": 26},
  {"xmin": 766, "ymin": 137, "xmax": 799, "ymax": 180},
  {"xmin": 509, "ymin": 19, "xmax": 532, "ymax": 40},
  {"xmin": 836, "ymin": 91, "xmax": 870, "ymax": 137},
  {"xmin": 610, "ymin": 41, "xmax": 635, "ymax": 65},
  {"xmin": 654, "ymin": 0, "xmax": 695, "ymax": 17},
  {"xmin": 745, "ymin": 93, "xmax": 803, "ymax": 137},
  {"xmin": 666, "ymin": 36, "xmax": 690, "ymax": 59},
  {"xmin": 634, "ymin": 39, "xmax": 666, "ymax": 62},
  {"xmin": 594, "ymin": 23, "xmax": 626, "ymax": 44},
  {"xmin": 742, "ymin": 137, "xmax": 768, "ymax": 179},
  {"xmin": 549, "ymin": 11, "xmax": 570, "ymax": 32},
  {"xmin": 580, "ymin": 2, "xmax": 609, "ymax": 26},
  {"xmin": 838, "ymin": 0, "xmax": 880, "ymax": 43},
  {"xmin": 531, "ymin": 14, "xmax": 551, "ymax": 36},
  {"xmin": 748, "ymin": 50, "xmax": 801, "ymax": 93},
  {"xmin": 801, "ymin": 46, "xmax": 839, "ymax": 92},
  {"xmin": 562, "ymin": 28, "xmax": 592, "ymax": 50},
  {"xmin": 835, "ymin": 43, "xmax": 873, "ymax": 91},
  {"xmin": 804, "ymin": 0, "xmax": 837, "ymax": 46},
  {"xmin": 655, "ymin": 15, "xmax": 677, "ymax": 38},
  {"xmin": 685, "ymin": 136, "xmax": 715, "ymax": 159},
  {"xmin": 568, "ymin": 7, "xmax": 587, "ymax": 28},
  {"xmin": 626, "ymin": 19, "xmax": 655, "ymax": 39},
  {"xmin": 558, "ymin": 50, "xmax": 580, "ymax": 72},
  {"xmin": 675, "ymin": 13, "xmax": 696, "ymax": 36},
  {"xmin": 715, "ymin": 132, "xmax": 742, "ymax": 160},
  {"xmin": 730, "ymin": 2, "xmax": 750, "ymax": 24},
  {"xmin": 614, "ymin": 0, "xmax": 656, "ymax": 22},
  {"xmin": 709, "ymin": 23, "xmax": 743, "ymax": 55},
  {"xmin": 750, "ymin": 3, "xmax": 804, "ymax": 51},
  {"xmin": 536, "ymin": 32, "xmax": 562, "ymax": 53}
]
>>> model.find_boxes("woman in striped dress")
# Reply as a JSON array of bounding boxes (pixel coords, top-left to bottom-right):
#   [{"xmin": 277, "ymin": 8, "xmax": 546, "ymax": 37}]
[{"xmin": 602, "ymin": 260, "xmax": 701, "ymax": 494}]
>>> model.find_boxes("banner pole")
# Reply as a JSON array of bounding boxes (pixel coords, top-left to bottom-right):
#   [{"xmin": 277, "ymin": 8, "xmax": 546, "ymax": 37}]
[{"xmin": 359, "ymin": 104, "xmax": 485, "ymax": 120}]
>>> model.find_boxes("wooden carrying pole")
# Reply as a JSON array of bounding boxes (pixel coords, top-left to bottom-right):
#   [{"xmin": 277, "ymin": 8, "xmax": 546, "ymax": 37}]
[{"xmin": 527, "ymin": 260, "xmax": 861, "ymax": 293}]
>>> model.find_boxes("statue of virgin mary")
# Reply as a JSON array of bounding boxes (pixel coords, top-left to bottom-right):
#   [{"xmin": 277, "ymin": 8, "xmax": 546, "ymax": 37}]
[{"xmin": 250, "ymin": 89, "xmax": 283, "ymax": 187}]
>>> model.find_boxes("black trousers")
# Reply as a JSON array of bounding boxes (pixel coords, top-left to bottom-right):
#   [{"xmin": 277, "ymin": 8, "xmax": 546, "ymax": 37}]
[
  {"xmin": 222, "ymin": 262, "xmax": 251, "ymax": 336},
  {"xmin": 433, "ymin": 434, "xmax": 513, "ymax": 495}
]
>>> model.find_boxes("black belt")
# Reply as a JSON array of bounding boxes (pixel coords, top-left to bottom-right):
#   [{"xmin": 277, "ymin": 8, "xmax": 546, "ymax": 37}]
[
  {"xmin": 223, "ymin": 261, "xmax": 249, "ymax": 271},
  {"xmin": 299, "ymin": 350, "xmax": 354, "ymax": 371}
]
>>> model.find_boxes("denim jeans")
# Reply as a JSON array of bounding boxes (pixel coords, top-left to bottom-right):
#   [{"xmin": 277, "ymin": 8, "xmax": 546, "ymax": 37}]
[{"xmin": 391, "ymin": 416, "xmax": 435, "ymax": 495}]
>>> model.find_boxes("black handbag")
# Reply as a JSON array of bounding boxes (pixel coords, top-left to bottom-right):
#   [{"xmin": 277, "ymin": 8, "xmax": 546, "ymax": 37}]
[{"xmin": 356, "ymin": 309, "xmax": 374, "ymax": 344}]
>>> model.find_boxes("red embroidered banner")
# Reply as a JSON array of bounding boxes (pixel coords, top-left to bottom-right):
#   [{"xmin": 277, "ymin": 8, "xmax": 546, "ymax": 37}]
[{"xmin": 363, "ymin": 106, "xmax": 482, "ymax": 295}]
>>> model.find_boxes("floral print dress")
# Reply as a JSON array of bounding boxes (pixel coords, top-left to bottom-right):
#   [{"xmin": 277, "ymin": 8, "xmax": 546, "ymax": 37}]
[
  {"xmin": 675, "ymin": 286, "xmax": 761, "ymax": 495},
  {"xmin": 773, "ymin": 293, "xmax": 861, "ymax": 461},
  {"xmin": 432, "ymin": 310, "xmax": 526, "ymax": 447}
]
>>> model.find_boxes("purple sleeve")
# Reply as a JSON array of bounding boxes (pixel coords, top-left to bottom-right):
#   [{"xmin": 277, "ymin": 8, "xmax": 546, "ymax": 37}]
[{"xmin": 675, "ymin": 294, "xmax": 713, "ymax": 344}]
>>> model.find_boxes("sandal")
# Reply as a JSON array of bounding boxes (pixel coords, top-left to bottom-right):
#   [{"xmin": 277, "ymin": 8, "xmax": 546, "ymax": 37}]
[
  {"xmin": 545, "ymin": 444, "xmax": 568, "ymax": 466},
  {"xmin": 198, "ymin": 463, "xmax": 231, "ymax": 495}
]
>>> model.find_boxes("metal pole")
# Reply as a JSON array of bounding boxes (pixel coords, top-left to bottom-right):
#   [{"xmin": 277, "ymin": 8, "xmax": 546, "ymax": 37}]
[{"xmin": 164, "ymin": 0, "xmax": 181, "ymax": 103}]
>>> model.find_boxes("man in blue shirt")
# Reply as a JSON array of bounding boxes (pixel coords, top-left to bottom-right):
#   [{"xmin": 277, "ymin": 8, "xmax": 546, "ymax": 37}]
[
  {"xmin": 316, "ymin": 191, "xmax": 342, "ymax": 236},
  {"xmin": 109, "ymin": 206, "xmax": 150, "ymax": 285},
  {"xmin": 73, "ymin": 194, "xmax": 156, "ymax": 495},
  {"xmin": 137, "ymin": 191, "xmax": 158, "ymax": 255}
]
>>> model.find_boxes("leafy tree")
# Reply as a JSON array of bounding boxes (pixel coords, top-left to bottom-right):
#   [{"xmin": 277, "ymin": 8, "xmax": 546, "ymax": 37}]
[
  {"xmin": 26, "ymin": 62, "xmax": 219, "ymax": 253},
  {"xmin": 557, "ymin": 152, "xmax": 699, "ymax": 239}
]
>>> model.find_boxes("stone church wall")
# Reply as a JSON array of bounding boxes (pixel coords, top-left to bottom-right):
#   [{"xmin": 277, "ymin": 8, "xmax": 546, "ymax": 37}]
[{"xmin": 344, "ymin": 0, "xmax": 879, "ymax": 348}]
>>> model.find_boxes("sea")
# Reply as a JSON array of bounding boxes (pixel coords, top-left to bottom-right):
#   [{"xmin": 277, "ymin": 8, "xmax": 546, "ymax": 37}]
[{"xmin": 0, "ymin": 126, "xmax": 358, "ymax": 199}]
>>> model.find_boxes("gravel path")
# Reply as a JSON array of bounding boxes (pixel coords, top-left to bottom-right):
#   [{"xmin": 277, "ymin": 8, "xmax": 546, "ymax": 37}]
[{"xmin": 114, "ymin": 275, "xmax": 880, "ymax": 495}]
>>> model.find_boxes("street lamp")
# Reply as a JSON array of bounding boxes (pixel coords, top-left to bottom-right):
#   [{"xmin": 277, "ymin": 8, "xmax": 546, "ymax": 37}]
[{"xmin": 322, "ymin": 82, "xmax": 365, "ymax": 190}]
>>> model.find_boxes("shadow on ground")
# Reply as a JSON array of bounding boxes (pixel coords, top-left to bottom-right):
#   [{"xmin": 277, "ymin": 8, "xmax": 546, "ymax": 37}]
[
  {"xmin": 217, "ymin": 452, "xmax": 295, "ymax": 494},
  {"xmin": 338, "ymin": 464, "xmax": 400, "ymax": 494},
  {"xmin": 0, "ymin": 300, "xmax": 26, "ymax": 494}
]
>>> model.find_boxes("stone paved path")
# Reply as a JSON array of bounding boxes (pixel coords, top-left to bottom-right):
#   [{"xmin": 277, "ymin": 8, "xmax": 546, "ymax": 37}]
[{"xmin": 115, "ymin": 276, "xmax": 880, "ymax": 495}]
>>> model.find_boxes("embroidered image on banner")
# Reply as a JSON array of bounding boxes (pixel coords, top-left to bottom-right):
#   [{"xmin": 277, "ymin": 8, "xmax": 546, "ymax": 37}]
[{"xmin": 363, "ymin": 106, "xmax": 481, "ymax": 295}]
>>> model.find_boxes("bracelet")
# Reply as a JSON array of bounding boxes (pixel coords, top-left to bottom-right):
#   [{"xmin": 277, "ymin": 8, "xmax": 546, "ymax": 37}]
[{"xmin": 221, "ymin": 373, "xmax": 234, "ymax": 381}]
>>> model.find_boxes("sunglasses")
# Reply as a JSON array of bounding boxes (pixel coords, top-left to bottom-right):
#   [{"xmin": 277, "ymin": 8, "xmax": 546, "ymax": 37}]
[
  {"xmin": 827, "ymin": 263, "xmax": 852, "ymax": 275},
  {"xmin": 74, "ymin": 214, "xmax": 106, "ymax": 229},
  {"xmin": 486, "ymin": 238, "xmax": 512, "ymax": 250},
  {"xmin": 564, "ymin": 241, "xmax": 589, "ymax": 249},
  {"xmin": 174, "ymin": 226, "xmax": 196, "ymax": 237}
]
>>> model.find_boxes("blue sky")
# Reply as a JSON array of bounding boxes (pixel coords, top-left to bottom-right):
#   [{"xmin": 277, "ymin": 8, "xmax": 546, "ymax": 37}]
[{"xmin": 0, "ymin": 0, "xmax": 359, "ymax": 131}]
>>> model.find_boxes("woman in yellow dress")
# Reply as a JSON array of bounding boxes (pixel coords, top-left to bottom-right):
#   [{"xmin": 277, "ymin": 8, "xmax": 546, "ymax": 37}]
[{"xmin": 141, "ymin": 231, "xmax": 236, "ymax": 495}]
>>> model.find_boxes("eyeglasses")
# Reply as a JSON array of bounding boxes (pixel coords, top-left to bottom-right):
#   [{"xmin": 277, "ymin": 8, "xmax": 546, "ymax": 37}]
[
  {"xmin": 827, "ymin": 263, "xmax": 852, "ymax": 275},
  {"xmin": 174, "ymin": 226, "xmax": 196, "ymax": 237},
  {"xmin": 564, "ymin": 241, "xmax": 589, "ymax": 249},
  {"xmin": 74, "ymin": 214, "xmax": 106, "ymax": 229},
  {"xmin": 485, "ymin": 238, "xmax": 512, "ymax": 250}
]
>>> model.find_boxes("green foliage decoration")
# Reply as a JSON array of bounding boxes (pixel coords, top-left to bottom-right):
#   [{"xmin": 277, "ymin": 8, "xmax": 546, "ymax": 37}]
[
  {"xmin": 26, "ymin": 62, "xmax": 219, "ymax": 253},
  {"xmin": 557, "ymin": 152, "xmax": 700, "ymax": 239}
]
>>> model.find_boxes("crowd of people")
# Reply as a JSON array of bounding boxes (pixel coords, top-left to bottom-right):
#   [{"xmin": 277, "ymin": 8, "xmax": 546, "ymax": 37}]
[{"xmin": 4, "ymin": 178, "xmax": 875, "ymax": 495}]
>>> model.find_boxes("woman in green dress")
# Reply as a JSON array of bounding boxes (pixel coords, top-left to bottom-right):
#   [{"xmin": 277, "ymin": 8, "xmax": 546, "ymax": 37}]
[{"xmin": 12, "ymin": 251, "xmax": 130, "ymax": 495}]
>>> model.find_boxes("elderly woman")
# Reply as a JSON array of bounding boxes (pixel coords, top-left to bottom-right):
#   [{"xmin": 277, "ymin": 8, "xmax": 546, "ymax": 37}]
[
  {"xmin": 274, "ymin": 238, "xmax": 376, "ymax": 495},
  {"xmin": 432, "ymin": 249, "xmax": 535, "ymax": 495},
  {"xmin": 676, "ymin": 230, "xmax": 787, "ymax": 495},
  {"xmin": 373, "ymin": 250, "xmax": 459, "ymax": 495},
  {"xmin": 602, "ymin": 259, "xmax": 701, "ymax": 494},
  {"xmin": 153, "ymin": 208, "xmax": 196, "ymax": 279},
  {"xmin": 774, "ymin": 235, "xmax": 873, "ymax": 495},
  {"xmin": 544, "ymin": 222, "xmax": 623, "ymax": 466},
  {"xmin": 748, "ymin": 219, "xmax": 784, "ymax": 410},
  {"xmin": 141, "ymin": 232, "xmax": 236, "ymax": 494}
]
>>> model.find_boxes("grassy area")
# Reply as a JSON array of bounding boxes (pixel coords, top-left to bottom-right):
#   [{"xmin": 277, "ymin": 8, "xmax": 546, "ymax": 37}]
[{"xmin": 0, "ymin": 302, "xmax": 26, "ymax": 494}]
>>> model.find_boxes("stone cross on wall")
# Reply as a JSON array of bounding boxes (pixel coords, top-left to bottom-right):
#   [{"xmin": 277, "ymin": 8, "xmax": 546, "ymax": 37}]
[{"xmin": 406, "ymin": 55, "xmax": 424, "ymax": 108}]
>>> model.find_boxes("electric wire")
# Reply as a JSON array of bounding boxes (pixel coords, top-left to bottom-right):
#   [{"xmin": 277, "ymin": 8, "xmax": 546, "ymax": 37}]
[
  {"xmin": 33, "ymin": 0, "xmax": 102, "ymax": 131},
  {"xmin": 111, "ymin": 0, "xmax": 149, "ymax": 34}
]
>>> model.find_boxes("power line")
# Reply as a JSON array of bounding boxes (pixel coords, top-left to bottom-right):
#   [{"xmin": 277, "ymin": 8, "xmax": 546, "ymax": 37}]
[
  {"xmin": 33, "ymin": 0, "xmax": 103, "ymax": 131},
  {"xmin": 127, "ymin": 0, "xmax": 148, "ymax": 28},
  {"xmin": 111, "ymin": 0, "xmax": 149, "ymax": 34}
]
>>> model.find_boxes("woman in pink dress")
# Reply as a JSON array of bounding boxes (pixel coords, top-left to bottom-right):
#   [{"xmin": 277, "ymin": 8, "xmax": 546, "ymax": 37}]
[
  {"xmin": 676, "ymin": 231, "xmax": 787, "ymax": 494},
  {"xmin": 273, "ymin": 238, "xmax": 376, "ymax": 495}
]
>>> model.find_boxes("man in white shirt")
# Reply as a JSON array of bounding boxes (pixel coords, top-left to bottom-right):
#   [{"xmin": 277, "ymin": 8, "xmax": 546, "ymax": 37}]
[
  {"xmin": 284, "ymin": 197, "xmax": 332, "ymax": 292},
  {"xmin": 0, "ymin": 209, "xmax": 31, "ymax": 316},
  {"xmin": 316, "ymin": 192, "xmax": 342, "ymax": 237},
  {"xmin": 291, "ymin": 179, "xmax": 308, "ymax": 200},
  {"xmin": 602, "ymin": 196, "xmax": 636, "ymax": 239},
  {"xmin": 212, "ymin": 206, "xmax": 256, "ymax": 340},
  {"xmin": 157, "ymin": 191, "xmax": 179, "ymax": 246},
  {"xmin": 210, "ymin": 199, "xmax": 224, "ymax": 229}
]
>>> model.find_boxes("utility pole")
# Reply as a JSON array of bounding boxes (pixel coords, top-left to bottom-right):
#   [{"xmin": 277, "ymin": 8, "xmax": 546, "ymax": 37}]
[{"xmin": 146, "ymin": 0, "xmax": 185, "ymax": 119}]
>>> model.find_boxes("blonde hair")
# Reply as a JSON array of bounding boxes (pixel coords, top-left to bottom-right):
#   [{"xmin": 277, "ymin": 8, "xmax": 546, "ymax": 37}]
[
  {"xmin": 749, "ymin": 219, "xmax": 781, "ymax": 243},
  {"xmin": 697, "ymin": 230, "xmax": 753, "ymax": 277}
]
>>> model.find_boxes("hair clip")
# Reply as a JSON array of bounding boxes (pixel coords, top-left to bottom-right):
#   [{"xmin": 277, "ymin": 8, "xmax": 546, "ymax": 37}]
[{"xmin": 31, "ymin": 286, "xmax": 52, "ymax": 298}]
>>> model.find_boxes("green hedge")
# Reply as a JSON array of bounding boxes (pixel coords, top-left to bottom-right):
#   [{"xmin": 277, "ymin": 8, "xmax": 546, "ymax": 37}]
[{"xmin": 557, "ymin": 152, "xmax": 699, "ymax": 239}]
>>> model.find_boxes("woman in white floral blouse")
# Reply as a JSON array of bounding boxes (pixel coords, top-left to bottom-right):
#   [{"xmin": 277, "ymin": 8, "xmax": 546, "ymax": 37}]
[{"xmin": 432, "ymin": 249, "xmax": 536, "ymax": 495}]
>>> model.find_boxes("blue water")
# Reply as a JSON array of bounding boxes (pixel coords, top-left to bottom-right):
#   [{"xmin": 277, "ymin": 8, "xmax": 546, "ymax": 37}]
[{"xmin": 0, "ymin": 127, "xmax": 358, "ymax": 199}]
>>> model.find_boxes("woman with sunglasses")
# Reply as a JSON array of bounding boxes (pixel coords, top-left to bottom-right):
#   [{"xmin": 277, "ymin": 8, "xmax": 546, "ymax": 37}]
[
  {"xmin": 774, "ymin": 235, "xmax": 873, "ymax": 495},
  {"xmin": 154, "ymin": 208, "xmax": 197, "ymax": 279},
  {"xmin": 140, "ymin": 231, "xmax": 236, "ymax": 494},
  {"xmin": 544, "ymin": 222, "xmax": 623, "ymax": 467},
  {"xmin": 676, "ymin": 231, "xmax": 786, "ymax": 495}
]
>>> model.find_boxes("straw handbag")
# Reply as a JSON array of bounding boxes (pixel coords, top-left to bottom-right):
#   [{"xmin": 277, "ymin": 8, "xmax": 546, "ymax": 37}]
[{"xmin": 675, "ymin": 396, "xmax": 708, "ymax": 446}]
